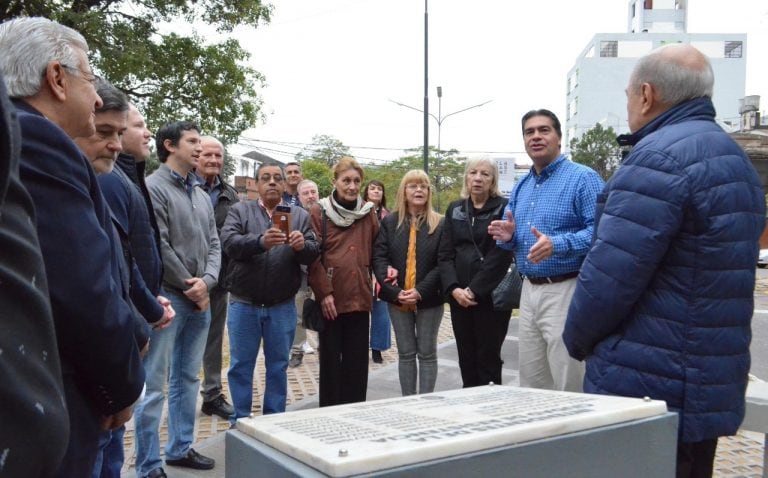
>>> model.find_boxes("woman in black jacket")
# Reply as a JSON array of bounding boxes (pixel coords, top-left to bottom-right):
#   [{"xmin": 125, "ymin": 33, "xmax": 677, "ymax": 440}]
[
  {"xmin": 373, "ymin": 170, "xmax": 444, "ymax": 395},
  {"xmin": 438, "ymin": 158, "xmax": 513, "ymax": 387}
]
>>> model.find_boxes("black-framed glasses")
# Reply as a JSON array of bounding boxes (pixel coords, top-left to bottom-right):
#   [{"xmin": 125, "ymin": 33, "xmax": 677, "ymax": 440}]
[
  {"xmin": 61, "ymin": 64, "xmax": 101, "ymax": 85},
  {"xmin": 259, "ymin": 174, "xmax": 284, "ymax": 183}
]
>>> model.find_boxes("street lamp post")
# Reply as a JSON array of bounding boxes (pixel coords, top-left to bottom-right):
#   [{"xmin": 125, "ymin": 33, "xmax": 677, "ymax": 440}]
[
  {"xmin": 436, "ymin": 86, "xmax": 442, "ymax": 210},
  {"xmin": 389, "ymin": 91, "xmax": 493, "ymax": 208},
  {"xmin": 423, "ymin": 0, "xmax": 429, "ymax": 173}
]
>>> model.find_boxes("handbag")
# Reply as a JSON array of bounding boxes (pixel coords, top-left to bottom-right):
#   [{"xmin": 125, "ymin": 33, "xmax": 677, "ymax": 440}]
[
  {"xmin": 302, "ymin": 296, "xmax": 324, "ymax": 332},
  {"xmin": 302, "ymin": 208, "xmax": 327, "ymax": 332},
  {"xmin": 465, "ymin": 198, "xmax": 520, "ymax": 310},
  {"xmin": 491, "ymin": 263, "xmax": 523, "ymax": 311}
]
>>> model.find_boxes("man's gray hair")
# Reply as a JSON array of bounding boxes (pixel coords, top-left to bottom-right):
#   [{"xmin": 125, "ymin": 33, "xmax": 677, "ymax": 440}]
[
  {"xmin": 297, "ymin": 179, "xmax": 318, "ymax": 191},
  {"xmin": 629, "ymin": 44, "xmax": 714, "ymax": 106},
  {"xmin": 0, "ymin": 17, "xmax": 89, "ymax": 98}
]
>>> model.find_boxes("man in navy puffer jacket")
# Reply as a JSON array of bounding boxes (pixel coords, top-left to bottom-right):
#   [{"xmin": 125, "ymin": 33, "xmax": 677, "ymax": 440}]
[{"xmin": 563, "ymin": 44, "xmax": 766, "ymax": 477}]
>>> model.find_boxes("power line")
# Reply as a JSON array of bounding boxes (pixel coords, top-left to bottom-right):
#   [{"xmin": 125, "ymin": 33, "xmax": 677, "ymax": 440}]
[{"xmin": 237, "ymin": 136, "xmax": 524, "ymax": 158}]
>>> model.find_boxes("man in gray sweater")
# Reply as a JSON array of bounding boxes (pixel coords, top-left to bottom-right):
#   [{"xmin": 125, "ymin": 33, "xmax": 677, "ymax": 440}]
[{"xmin": 134, "ymin": 121, "xmax": 221, "ymax": 478}]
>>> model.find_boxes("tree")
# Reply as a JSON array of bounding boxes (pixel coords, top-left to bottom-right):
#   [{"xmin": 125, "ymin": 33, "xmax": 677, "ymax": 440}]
[
  {"xmin": 366, "ymin": 146, "xmax": 466, "ymax": 213},
  {"xmin": 295, "ymin": 135, "xmax": 351, "ymax": 167},
  {"xmin": 1, "ymin": 1, "xmax": 272, "ymax": 144},
  {"xmin": 300, "ymin": 158, "xmax": 334, "ymax": 198},
  {"xmin": 569, "ymin": 123, "xmax": 621, "ymax": 180}
]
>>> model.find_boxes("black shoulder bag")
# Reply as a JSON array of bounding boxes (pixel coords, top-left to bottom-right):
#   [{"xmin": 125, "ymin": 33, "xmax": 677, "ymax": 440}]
[{"xmin": 465, "ymin": 199, "xmax": 522, "ymax": 311}]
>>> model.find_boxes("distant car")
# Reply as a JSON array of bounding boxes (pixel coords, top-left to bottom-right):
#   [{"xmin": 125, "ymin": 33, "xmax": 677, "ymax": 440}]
[{"xmin": 759, "ymin": 249, "xmax": 768, "ymax": 268}]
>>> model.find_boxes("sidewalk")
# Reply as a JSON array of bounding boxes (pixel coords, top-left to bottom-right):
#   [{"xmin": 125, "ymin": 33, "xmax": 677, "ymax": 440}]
[{"xmin": 121, "ymin": 313, "xmax": 765, "ymax": 477}]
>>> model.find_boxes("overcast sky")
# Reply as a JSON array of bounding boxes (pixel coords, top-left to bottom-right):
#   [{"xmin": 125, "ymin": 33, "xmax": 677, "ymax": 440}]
[{"xmin": 228, "ymin": 0, "xmax": 768, "ymax": 164}]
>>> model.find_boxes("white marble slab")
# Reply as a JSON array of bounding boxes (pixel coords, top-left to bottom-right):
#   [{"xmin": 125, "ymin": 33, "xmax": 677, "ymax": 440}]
[{"xmin": 236, "ymin": 385, "xmax": 667, "ymax": 477}]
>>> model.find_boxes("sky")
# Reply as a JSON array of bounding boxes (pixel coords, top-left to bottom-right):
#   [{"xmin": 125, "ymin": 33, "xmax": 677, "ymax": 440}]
[{"xmin": 226, "ymin": 0, "xmax": 768, "ymax": 165}]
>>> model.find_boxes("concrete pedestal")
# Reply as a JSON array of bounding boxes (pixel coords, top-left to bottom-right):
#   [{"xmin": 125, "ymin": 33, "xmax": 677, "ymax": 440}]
[
  {"xmin": 226, "ymin": 412, "xmax": 678, "ymax": 477},
  {"xmin": 226, "ymin": 385, "xmax": 677, "ymax": 477}
]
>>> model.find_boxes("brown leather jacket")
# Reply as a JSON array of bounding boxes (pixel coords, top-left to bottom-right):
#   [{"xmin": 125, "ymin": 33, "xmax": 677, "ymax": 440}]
[{"xmin": 308, "ymin": 202, "xmax": 380, "ymax": 315}]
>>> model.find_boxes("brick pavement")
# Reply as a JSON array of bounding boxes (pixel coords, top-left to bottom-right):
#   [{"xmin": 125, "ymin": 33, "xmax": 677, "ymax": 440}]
[{"xmin": 120, "ymin": 315, "xmax": 766, "ymax": 477}]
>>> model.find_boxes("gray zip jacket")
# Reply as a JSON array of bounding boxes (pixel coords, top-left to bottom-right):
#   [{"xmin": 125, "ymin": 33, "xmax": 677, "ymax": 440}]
[{"xmin": 146, "ymin": 163, "xmax": 221, "ymax": 293}]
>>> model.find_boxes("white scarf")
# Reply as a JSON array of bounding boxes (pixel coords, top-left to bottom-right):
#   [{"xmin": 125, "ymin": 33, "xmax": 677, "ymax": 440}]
[{"xmin": 320, "ymin": 193, "xmax": 375, "ymax": 227}]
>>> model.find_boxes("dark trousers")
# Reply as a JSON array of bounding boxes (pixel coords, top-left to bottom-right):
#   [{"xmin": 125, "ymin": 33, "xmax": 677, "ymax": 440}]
[
  {"xmin": 201, "ymin": 285, "xmax": 228, "ymax": 401},
  {"xmin": 449, "ymin": 300, "xmax": 511, "ymax": 388},
  {"xmin": 55, "ymin": 374, "xmax": 102, "ymax": 478},
  {"xmin": 319, "ymin": 311, "xmax": 370, "ymax": 407},
  {"xmin": 676, "ymin": 438, "xmax": 718, "ymax": 478}
]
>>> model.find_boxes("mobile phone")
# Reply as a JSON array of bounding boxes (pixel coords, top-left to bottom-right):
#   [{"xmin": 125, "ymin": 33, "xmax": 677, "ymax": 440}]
[{"xmin": 273, "ymin": 205, "xmax": 292, "ymax": 241}]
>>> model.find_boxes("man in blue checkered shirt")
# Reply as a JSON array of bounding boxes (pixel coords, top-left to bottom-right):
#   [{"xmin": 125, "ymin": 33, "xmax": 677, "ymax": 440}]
[{"xmin": 489, "ymin": 109, "xmax": 603, "ymax": 392}]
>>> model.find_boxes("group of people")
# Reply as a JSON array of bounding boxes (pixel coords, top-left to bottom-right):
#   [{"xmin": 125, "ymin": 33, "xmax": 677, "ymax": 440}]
[{"xmin": 0, "ymin": 14, "xmax": 765, "ymax": 478}]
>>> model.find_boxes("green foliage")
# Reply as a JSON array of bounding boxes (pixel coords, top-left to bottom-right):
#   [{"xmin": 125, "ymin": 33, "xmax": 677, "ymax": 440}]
[
  {"xmin": 295, "ymin": 135, "xmax": 351, "ymax": 168},
  {"xmin": 222, "ymin": 149, "xmax": 236, "ymax": 181},
  {"xmin": 300, "ymin": 158, "xmax": 334, "ymax": 198},
  {"xmin": 366, "ymin": 146, "xmax": 466, "ymax": 214},
  {"xmin": 569, "ymin": 123, "xmax": 621, "ymax": 180},
  {"xmin": 145, "ymin": 152, "xmax": 160, "ymax": 176},
  {"xmin": 1, "ymin": 0, "xmax": 272, "ymax": 144},
  {"xmin": 291, "ymin": 135, "xmax": 467, "ymax": 211}
]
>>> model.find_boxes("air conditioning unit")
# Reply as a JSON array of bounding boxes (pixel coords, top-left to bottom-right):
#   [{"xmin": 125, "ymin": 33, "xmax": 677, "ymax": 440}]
[{"xmin": 740, "ymin": 95, "xmax": 761, "ymax": 114}]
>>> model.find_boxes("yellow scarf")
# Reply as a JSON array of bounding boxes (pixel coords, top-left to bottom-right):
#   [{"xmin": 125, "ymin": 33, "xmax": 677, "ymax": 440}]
[{"xmin": 398, "ymin": 221, "xmax": 417, "ymax": 312}]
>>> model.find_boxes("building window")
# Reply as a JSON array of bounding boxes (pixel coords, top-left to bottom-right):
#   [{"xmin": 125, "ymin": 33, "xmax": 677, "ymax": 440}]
[
  {"xmin": 725, "ymin": 41, "xmax": 743, "ymax": 58},
  {"xmin": 600, "ymin": 41, "xmax": 618, "ymax": 58}
]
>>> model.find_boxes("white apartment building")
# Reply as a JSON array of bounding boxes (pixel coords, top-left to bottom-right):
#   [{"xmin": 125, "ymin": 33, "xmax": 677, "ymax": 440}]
[{"xmin": 564, "ymin": 0, "xmax": 746, "ymax": 146}]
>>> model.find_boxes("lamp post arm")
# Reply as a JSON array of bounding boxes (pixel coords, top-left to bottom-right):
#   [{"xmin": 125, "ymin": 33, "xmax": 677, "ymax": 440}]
[
  {"xmin": 438, "ymin": 100, "xmax": 493, "ymax": 126},
  {"xmin": 389, "ymin": 99, "xmax": 439, "ymax": 123}
]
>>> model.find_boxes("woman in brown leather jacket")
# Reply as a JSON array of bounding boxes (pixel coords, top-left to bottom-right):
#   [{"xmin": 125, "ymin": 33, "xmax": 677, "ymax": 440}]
[{"xmin": 308, "ymin": 156, "xmax": 380, "ymax": 406}]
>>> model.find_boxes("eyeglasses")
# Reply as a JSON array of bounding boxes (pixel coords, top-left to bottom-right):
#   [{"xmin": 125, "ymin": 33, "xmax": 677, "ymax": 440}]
[
  {"xmin": 405, "ymin": 183, "xmax": 429, "ymax": 191},
  {"xmin": 61, "ymin": 64, "xmax": 100, "ymax": 85},
  {"xmin": 259, "ymin": 174, "xmax": 284, "ymax": 183}
]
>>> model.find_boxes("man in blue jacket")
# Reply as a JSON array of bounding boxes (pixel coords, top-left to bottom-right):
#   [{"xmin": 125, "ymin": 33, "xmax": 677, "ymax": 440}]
[
  {"xmin": 563, "ymin": 44, "xmax": 766, "ymax": 477},
  {"xmin": 0, "ymin": 17, "xmax": 145, "ymax": 477}
]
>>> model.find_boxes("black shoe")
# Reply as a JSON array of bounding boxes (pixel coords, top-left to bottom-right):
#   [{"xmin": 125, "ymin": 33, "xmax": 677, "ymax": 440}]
[
  {"xmin": 289, "ymin": 351, "xmax": 303, "ymax": 368},
  {"xmin": 372, "ymin": 350, "xmax": 383, "ymax": 364},
  {"xmin": 201, "ymin": 394, "xmax": 234, "ymax": 419},
  {"xmin": 142, "ymin": 467, "xmax": 167, "ymax": 478},
  {"xmin": 166, "ymin": 448, "xmax": 215, "ymax": 470}
]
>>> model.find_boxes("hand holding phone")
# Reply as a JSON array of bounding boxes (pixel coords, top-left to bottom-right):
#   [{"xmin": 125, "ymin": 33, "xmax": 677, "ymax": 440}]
[{"xmin": 273, "ymin": 205, "xmax": 292, "ymax": 244}]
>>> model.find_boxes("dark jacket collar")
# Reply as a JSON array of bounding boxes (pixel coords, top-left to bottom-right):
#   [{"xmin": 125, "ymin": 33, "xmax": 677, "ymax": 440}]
[
  {"xmin": 116, "ymin": 153, "xmax": 140, "ymax": 185},
  {"xmin": 620, "ymin": 96, "xmax": 716, "ymax": 147}
]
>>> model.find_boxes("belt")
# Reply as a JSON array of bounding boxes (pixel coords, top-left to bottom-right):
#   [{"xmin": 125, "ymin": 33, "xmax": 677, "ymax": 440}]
[{"xmin": 526, "ymin": 271, "xmax": 579, "ymax": 285}]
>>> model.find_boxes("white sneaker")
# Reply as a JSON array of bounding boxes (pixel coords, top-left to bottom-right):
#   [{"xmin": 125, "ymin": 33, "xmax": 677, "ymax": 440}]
[{"xmin": 301, "ymin": 341, "xmax": 315, "ymax": 354}]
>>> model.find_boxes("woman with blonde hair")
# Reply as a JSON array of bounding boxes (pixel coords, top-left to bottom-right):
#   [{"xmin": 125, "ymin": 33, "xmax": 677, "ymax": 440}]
[
  {"xmin": 308, "ymin": 156, "xmax": 380, "ymax": 406},
  {"xmin": 373, "ymin": 170, "xmax": 445, "ymax": 395},
  {"xmin": 438, "ymin": 157, "xmax": 513, "ymax": 387}
]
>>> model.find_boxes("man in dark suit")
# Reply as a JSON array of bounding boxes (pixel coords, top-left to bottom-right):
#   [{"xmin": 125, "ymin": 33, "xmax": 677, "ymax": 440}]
[
  {"xmin": 0, "ymin": 17, "xmax": 145, "ymax": 477},
  {"xmin": 0, "ymin": 68, "xmax": 70, "ymax": 477}
]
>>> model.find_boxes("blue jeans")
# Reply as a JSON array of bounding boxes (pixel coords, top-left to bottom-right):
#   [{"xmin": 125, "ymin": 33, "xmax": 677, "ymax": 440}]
[
  {"xmin": 388, "ymin": 304, "xmax": 443, "ymax": 396},
  {"xmin": 134, "ymin": 290, "xmax": 211, "ymax": 477},
  {"xmin": 370, "ymin": 299, "xmax": 391, "ymax": 351},
  {"xmin": 227, "ymin": 299, "xmax": 296, "ymax": 419},
  {"xmin": 92, "ymin": 426, "xmax": 124, "ymax": 478}
]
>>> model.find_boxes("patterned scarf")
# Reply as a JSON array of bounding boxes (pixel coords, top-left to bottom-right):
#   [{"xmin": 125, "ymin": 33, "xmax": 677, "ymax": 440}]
[{"xmin": 320, "ymin": 194, "xmax": 375, "ymax": 228}]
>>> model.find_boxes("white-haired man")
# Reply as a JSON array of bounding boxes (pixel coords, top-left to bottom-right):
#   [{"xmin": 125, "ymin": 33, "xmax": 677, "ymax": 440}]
[
  {"xmin": 0, "ymin": 17, "xmax": 145, "ymax": 477},
  {"xmin": 564, "ymin": 44, "xmax": 766, "ymax": 477}
]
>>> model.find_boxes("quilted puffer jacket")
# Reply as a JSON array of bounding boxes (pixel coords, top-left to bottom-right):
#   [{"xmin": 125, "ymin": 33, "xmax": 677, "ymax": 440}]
[{"xmin": 563, "ymin": 96, "xmax": 766, "ymax": 442}]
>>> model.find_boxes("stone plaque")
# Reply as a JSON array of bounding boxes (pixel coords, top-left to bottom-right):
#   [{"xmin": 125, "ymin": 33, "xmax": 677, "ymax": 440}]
[{"xmin": 236, "ymin": 385, "xmax": 667, "ymax": 477}]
